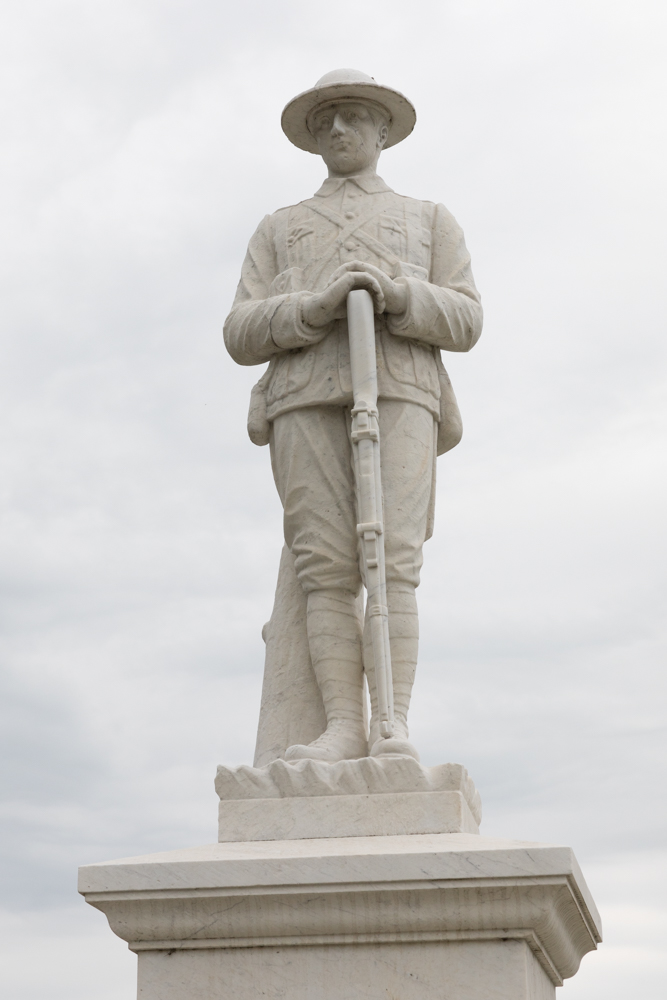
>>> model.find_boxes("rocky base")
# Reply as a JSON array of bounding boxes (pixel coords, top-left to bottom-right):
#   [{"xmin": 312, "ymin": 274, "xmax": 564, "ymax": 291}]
[{"xmin": 215, "ymin": 757, "xmax": 482, "ymax": 842}]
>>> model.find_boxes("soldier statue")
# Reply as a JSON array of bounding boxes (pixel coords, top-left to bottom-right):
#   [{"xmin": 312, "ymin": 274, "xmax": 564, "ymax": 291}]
[{"xmin": 224, "ymin": 69, "xmax": 482, "ymax": 765}]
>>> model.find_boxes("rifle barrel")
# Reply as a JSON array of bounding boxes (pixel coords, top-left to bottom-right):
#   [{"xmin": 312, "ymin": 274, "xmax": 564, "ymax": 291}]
[{"xmin": 347, "ymin": 290, "xmax": 394, "ymax": 739}]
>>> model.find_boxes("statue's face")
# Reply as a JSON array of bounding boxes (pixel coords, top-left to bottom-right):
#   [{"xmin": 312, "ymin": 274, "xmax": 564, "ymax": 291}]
[{"xmin": 309, "ymin": 101, "xmax": 388, "ymax": 175}]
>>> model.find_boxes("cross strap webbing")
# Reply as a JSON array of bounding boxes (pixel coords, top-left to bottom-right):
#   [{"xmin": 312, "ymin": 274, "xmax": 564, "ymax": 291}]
[{"xmin": 301, "ymin": 195, "xmax": 400, "ymax": 283}]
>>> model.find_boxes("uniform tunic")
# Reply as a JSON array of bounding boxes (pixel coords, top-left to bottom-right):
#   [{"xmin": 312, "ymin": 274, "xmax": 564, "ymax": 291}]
[{"xmin": 224, "ymin": 172, "xmax": 483, "ymax": 593}]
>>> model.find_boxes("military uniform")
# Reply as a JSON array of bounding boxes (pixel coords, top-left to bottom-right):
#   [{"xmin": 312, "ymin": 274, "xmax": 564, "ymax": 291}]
[
  {"xmin": 225, "ymin": 173, "xmax": 481, "ymax": 420},
  {"xmin": 225, "ymin": 68, "xmax": 482, "ymax": 763},
  {"xmin": 224, "ymin": 173, "xmax": 482, "ymax": 596}
]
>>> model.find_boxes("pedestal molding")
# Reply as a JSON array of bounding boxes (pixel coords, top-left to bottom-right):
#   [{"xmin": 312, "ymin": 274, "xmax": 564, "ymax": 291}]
[
  {"xmin": 127, "ymin": 928, "xmax": 563, "ymax": 984},
  {"xmin": 83, "ymin": 872, "xmax": 586, "ymax": 900},
  {"xmin": 82, "ymin": 839, "xmax": 601, "ymax": 985}
]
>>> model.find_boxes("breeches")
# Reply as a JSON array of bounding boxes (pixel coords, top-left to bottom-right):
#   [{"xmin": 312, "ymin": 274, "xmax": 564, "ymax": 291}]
[{"xmin": 270, "ymin": 401, "xmax": 436, "ymax": 594}]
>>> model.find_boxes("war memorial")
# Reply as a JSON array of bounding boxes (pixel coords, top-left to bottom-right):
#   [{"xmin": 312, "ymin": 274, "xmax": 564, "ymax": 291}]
[{"xmin": 78, "ymin": 69, "xmax": 601, "ymax": 999}]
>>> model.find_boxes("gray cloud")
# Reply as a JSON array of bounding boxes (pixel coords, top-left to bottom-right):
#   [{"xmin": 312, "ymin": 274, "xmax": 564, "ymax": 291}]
[{"xmin": 0, "ymin": 0, "xmax": 665, "ymax": 996}]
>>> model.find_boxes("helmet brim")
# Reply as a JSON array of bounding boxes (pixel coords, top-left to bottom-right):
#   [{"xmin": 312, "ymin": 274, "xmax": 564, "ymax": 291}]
[{"xmin": 281, "ymin": 80, "xmax": 416, "ymax": 154}]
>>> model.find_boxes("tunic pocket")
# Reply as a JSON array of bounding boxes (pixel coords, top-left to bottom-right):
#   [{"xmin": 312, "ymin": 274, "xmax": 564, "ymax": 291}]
[
  {"xmin": 286, "ymin": 346, "xmax": 316, "ymax": 394},
  {"xmin": 380, "ymin": 331, "xmax": 416, "ymax": 386},
  {"xmin": 380, "ymin": 332, "xmax": 439, "ymax": 395},
  {"xmin": 267, "ymin": 347, "xmax": 316, "ymax": 403},
  {"xmin": 409, "ymin": 340, "xmax": 439, "ymax": 396}
]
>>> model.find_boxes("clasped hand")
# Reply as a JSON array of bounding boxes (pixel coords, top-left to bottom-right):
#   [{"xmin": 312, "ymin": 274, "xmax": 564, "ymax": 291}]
[{"xmin": 301, "ymin": 261, "xmax": 408, "ymax": 330}]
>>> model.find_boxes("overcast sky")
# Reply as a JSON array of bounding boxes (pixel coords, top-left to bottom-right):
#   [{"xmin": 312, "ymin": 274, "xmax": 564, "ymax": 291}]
[{"xmin": 0, "ymin": 1, "xmax": 665, "ymax": 997}]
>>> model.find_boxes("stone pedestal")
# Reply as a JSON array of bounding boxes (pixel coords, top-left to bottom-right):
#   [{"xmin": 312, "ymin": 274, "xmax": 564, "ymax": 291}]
[{"xmin": 79, "ymin": 831, "xmax": 601, "ymax": 999}]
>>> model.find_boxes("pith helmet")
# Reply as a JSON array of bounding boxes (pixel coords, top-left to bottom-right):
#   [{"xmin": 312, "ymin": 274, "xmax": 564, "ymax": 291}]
[{"xmin": 281, "ymin": 69, "xmax": 416, "ymax": 154}]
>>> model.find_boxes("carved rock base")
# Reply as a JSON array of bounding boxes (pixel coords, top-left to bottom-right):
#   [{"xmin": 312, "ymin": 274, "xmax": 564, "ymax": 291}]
[
  {"xmin": 215, "ymin": 757, "xmax": 482, "ymax": 841},
  {"xmin": 79, "ymin": 832, "xmax": 601, "ymax": 1000}
]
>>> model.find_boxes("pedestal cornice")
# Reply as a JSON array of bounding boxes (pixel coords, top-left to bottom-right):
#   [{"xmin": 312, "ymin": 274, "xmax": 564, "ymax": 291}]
[{"xmin": 79, "ymin": 833, "xmax": 601, "ymax": 986}]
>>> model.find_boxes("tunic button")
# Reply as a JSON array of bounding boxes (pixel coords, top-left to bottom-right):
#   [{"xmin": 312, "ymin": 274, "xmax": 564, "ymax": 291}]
[
  {"xmin": 343, "ymin": 239, "xmax": 357, "ymax": 251},
  {"xmin": 344, "ymin": 211, "xmax": 355, "ymax": 220}
]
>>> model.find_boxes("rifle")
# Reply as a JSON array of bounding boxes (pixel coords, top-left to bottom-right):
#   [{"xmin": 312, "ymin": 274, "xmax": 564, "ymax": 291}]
[{"xmin": 347, "ymin": 289, "xmax": 394, "ymax": 741}]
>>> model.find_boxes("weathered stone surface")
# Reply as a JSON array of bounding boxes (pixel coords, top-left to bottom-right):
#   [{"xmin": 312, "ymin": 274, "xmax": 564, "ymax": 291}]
[
  {"xmin": 79, "ymin": 69, "xmax": 601, "ymax": 1000},
  {"xmin": 215, "ymin": 757, "xmax": 481, "ymax": 841},
  {"xmin": 79, "ymin": 833, "xmax": 602, "ymax": 999},
  {"xmin": 224, "ymin": 69, "xmax": 483, "ymax": 763}
]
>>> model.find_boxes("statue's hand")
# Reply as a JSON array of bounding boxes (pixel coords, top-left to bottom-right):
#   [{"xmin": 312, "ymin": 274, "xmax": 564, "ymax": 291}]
[
  {"xmin": 301, "ymin": 269, "xmax": 386, "ymax": 328},
  {"xmin": 329, "ymin": 261, "xmax": 408, "ymax": 317}
]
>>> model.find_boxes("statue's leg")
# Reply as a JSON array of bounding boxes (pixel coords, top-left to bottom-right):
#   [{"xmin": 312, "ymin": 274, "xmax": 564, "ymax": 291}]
[
  {"xmin": 365, "ymin": 400, "xmax": 436, "ymax": 759},
  {"xmin": 365, "ymin": 582, "xmax": 420, "ymax": 759},
  {"xmin": 270, "ymin": 406, "xmax": 367, "ymax": 762},
  {"xmin": 284, "ymin": 588, "xmax": 367, "ymax": 761}
]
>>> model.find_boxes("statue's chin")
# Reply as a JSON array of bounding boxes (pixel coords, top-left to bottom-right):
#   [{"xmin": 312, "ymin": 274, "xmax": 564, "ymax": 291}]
[{"xmin": 328, "ymin": 152, "xmax": 366, "ymax": 175}]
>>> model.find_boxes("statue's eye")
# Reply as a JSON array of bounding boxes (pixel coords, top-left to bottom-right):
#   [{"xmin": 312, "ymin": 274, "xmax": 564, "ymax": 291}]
[
  {"xmin": 346, "ymin": 111, "xmax": 357, "ymax": 122},
  {"xmin": 317, "ymin": 117, "xmax": 330, "ymax": 130}
]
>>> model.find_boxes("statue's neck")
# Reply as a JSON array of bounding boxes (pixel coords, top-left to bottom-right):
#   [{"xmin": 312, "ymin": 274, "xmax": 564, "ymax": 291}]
[{"xmin": 327, "ymin": 163, "xmax": 381, "ymax": 181}]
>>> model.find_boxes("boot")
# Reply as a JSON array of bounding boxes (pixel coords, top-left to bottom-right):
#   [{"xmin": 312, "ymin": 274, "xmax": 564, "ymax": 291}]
[
  {"xmin": 285, "ymin": 589, "xmax": 367, "ymax": 762},
  {"xmin": 365, "ymin": 582, "xmax": 420, "ymax": 761}
]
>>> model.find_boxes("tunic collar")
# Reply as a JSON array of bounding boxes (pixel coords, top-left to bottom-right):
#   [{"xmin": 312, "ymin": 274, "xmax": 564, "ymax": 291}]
[{"xmin": 313, "ymin": 173, "xmax": 394, "ymax": 198}]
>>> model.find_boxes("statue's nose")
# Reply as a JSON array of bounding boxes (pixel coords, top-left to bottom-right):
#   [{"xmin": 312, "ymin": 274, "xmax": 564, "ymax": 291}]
[{"xmin": 330, "ymin": 113, "xmax": 346, "ymax": 136}]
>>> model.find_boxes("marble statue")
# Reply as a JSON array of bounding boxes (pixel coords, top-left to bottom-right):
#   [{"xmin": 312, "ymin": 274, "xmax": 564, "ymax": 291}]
[
  {"xmin": 80, "ymin": 73, "xmax": 602, "ymax": 1000},
  {"xmin": 224, "ymin": 69, "xmax": 483, "ymax": 766}
]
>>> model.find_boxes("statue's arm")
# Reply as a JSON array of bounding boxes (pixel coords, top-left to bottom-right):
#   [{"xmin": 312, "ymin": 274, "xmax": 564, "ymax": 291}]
[
  {"xmin": 386, "ymin": 203, "xmax": 483, "ymax": 352},
  {"xmin": 223, "ymin": 215, "xmax": 330, "ymax": 366}
]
